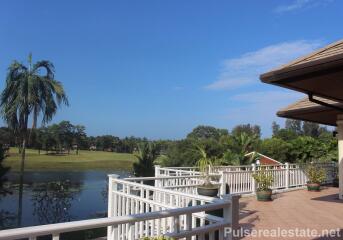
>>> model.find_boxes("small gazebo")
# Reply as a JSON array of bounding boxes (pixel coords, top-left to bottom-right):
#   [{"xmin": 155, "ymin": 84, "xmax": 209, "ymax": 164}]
[{"xmin": 260, "ymin": 39, "xmax": 343, "ymax": 199}]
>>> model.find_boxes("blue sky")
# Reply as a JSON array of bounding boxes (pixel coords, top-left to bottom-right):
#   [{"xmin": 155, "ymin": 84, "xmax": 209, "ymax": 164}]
[{"xmin": 0, "ymin": 0, "xmax": 342, "ymax": 139}]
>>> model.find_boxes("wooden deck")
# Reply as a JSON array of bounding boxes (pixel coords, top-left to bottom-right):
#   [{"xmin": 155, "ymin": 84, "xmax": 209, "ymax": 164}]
[{"xmin": 239, "ymin": 187, "xmax": 343, "ymax": 239}]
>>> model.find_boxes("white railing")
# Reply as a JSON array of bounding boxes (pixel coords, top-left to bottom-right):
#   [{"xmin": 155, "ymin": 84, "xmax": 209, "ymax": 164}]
[
  {"xmin": 156, "ymin": 163, "xmax": 336, "ymax": 195},
  {"xmin": 220, "ymin": 162, "xmax": 336, "ymax": 194},
  {"xmin": 0, "ymin": 196, "xmax": 240, "ymax": 240},
  {"xmin": 211, "ymin": 164, "xmax": 289, "ymax": 173},
  {"xmin": 109, "ymin": 176, "xmax": 218, "ymax": 210},
  {"xmin": 106, "ymin": 175, "xmax": 240, "ymax": 240},
  {"xmin": 155, "ymin": 165, "xmax": 201, "ymax": 177},
  {"xmin": 124, "ymin": 174, "xmax": 221, "ymax": 195}
]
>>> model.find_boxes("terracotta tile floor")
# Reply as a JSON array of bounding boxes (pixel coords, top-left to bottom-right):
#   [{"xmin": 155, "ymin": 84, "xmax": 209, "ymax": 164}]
[{"xmin": 238, "ymin": 187, "xmax": 343, "ymax": 240}]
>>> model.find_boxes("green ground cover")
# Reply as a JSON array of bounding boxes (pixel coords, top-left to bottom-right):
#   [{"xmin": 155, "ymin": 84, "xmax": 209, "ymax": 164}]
[{"xmin": 4, "ymin": 147, "xmax": 136, "ymax": 171}]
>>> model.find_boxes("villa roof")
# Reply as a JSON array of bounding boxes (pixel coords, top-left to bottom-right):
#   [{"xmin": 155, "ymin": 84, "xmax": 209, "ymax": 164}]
[
  {"xmin": 245, "ymin": 151, "xmax": 282, "ymax": 165},
  {"xmin": 277, "ymin": 96, "xmax": 343, "ymax": 126},
  {"xmin": 260, "ymin": 39, "xmax": 343, "ymax": 102}
]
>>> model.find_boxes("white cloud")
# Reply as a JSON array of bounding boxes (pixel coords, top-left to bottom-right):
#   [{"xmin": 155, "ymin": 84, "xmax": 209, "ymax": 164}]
[
  {"xmin": 226, "ymin": 90, "xmax": 304, "ymax": 137},
  {"xmin": 274, "ymin": 0, "xmax": 311, "ymax": 13},
  {"xmin": 205, "ymin": 40, "xmax": 323, "ymax": 91},
  {"xmin": 205, "ymin": 77, "xmax": 253, "ymax": 90},
  {"xmin": 274, "ymin": 0, "xmax": 333, "ymax": 13}
]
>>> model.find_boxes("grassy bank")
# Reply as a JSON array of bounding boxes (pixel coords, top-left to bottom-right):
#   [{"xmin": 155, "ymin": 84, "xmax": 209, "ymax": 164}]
[{"xmin": 4, "ymin": 147, "xmax": 136, "ymax": 171}]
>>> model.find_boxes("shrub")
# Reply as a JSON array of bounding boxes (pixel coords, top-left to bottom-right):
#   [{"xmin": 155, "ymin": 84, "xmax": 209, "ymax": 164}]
[
  {"xmin": 252, "ymin": 169, "xmax": 274, "ymax": 191},
  {"xmin": 306, "ymin": 164, "xmax": 326, "ymax": 184}
]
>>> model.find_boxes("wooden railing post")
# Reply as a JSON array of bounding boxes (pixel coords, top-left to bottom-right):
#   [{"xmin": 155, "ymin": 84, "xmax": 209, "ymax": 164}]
[
  {"xmin": 185, "ymin": 213, "xmax": 192, "ymax": 240},
  {"xmin": 155, "ymin": 165, "xmax": 161, "ymax": 177},
  {"xmin": 107, "ymin": 174, "xmax": 119, "ymax": 240},
  {"xmin": 285, "ymin": 162, "xmax": 290, "ymax": 189},
  {"xmin": 219, "ymin": 171, "xmax": 226, "ymax": 196},
  {"xmin": 223, "ymin": 195, "xmax": 240, "ymax": 240},
  {"xmin": 251, "ymin": 164, "xmax": 256, "ymax": 194},
  {"xmin": 154, "ymin": 165, "xmax": 161, "ymax": 187}
]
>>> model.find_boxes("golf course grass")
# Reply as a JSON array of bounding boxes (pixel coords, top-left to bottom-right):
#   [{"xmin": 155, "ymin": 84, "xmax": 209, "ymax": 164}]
[{"xmin": 4, "ymin": 147, "xmax": 137, "ymax": 171}]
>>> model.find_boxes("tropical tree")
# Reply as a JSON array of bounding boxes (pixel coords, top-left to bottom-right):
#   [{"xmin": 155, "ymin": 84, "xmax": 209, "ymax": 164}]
[
  {"xmin": 0, "ymin": 54, "xmax": 68, "ymax": 225},
  {"xmin": 222, "ymin": 133, "xmax": 258, "ymax": 165},
  {"xmin": 231, "ymin": 124, "xmax": 261, "ymax": 138},
  {"xmin": 0, "ymin": 54, "xmax": 68, "ymax": 173},
  {"xmin": 285, "ymin": 119, "xmax": 302, "ymax": 135},
  {"xmin": 1, "ymin": 54, "xmax": 68, "ymax": 161},
  {"xmin": 187, "ymin": 125, "xmax": 228, "ymax": 141},
  {"xmin": 259, "ymin": 138, "xmax": 291, "ymax": 163},
  {"xmin": 73, "ymin": 125, "xmax": 86, "ymax": 155},
  {"xmin": 271, "ymin": 121, "xmax": 280, "ymax": 137},
  {"xmin": 133, "ymin": 142, "xmax": 158, "ymax": 177}
]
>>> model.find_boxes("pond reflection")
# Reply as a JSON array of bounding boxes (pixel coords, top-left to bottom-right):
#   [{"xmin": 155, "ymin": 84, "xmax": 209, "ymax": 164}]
[
  {"xmin": 0, "ymin": 170, "xmax": 130, "ymax": 230},
  {"xmin": 0, "ymin": 210, "xmax": 16, "ymax": 229},
  {"xmin": 31, "ymin": 181, "xmax": 82, "ymax": 224}
]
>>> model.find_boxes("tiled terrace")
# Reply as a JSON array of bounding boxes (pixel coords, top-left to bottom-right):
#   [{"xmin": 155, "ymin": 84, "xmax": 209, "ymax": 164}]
[{"xmin": 239, "ymin": 187, "xmax": 343, "ymax": 240}]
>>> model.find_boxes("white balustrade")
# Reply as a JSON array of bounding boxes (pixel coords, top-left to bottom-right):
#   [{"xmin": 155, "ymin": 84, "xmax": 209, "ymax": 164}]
[
  {"xmin": 0, "ymin": 196, "xmax": 240, "ymax": 240},
  {"xmin": 219, "ymin": 162, "xmax": 336, "ymax": 194},
  {"xmin": 156, "ymin": 166, "xmax": 201, "ymax": 177},
  {"xmin": 124, "ymin": 174, "xmax": 221, "ymax": 195}
]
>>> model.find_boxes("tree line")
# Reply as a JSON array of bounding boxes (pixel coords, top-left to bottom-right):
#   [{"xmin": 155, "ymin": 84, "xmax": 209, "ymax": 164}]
[
  {"xmin": 0, "ymin": 121, "xmax": 158, "ymax": 154},
  {"xmin": 157, "ymin": 120, "xmax": 337, "ymax": 167},
  {"xmin": 0, "ymin": 119, "xmax": 337, "ymax": 167}
]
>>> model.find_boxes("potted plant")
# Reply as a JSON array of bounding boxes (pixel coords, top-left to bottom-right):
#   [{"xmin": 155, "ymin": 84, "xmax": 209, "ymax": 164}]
[
  {"xmin": 196, "ymin": 146, "xmax": 219, "ymax": 197},
  {"xmin": 306, "ymin": 164, "xmax": 326, "ymax": 191},
  {"xmin": 252, "ymin": 168, "xmax": 274, "ymax": 201}
]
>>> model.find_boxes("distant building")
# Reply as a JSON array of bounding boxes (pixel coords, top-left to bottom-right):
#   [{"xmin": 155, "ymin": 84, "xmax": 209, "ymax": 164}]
[
  {"xmin": 245, "ymin": 151, "xmax": 282, "ymax": 165},
  {"xmin": 89, "ymin": 145, "xmax": 97, "ymax": 151}
]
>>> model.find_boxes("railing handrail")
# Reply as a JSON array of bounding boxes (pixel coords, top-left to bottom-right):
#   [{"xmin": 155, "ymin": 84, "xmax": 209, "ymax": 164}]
[
  {"xmin": 220, "ymin": 168, "xmax": 302, "ymax": 174},
  {"xmin": 0, "ymin": 201, "xmax": 231, "ymax": 240},
  {"xmin": 124, "ymin": 174, "xmax": 220, "ymax": 181},
  {"xmin": 112, "ymin": 178, "xmax": 218, "ymax": 202},
  {"xmin": 212, "ymin": 162, "xmax": 336, "ymax": 168},
  {"xmin": 162, "ymin": 167, "xmax": 198, "ymax": 169},
  {"xmin": 157, "ymin": 167, "xmax": 201, "ymax": 175}
]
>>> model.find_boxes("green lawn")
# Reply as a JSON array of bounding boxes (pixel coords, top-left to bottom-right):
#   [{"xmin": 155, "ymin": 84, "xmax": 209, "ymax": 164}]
[{"xmin": 4, "ymin": 147, "xmax": 137, "ymax": 171}]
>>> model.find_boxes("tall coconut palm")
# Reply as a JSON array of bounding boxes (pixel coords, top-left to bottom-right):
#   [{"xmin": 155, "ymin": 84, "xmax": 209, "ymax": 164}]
[{"xmin": 0, "ymin": 53, "xmax": 68, "ymax": 226}]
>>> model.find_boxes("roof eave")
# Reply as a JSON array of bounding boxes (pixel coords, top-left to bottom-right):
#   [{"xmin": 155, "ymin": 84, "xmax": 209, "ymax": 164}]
[
  {"xmin": 260, "ymin": 53, "xmax": 343, "ymax": 83},
  {"xmin": 276, "ymin": 113, "xmax": 337, "ymax": 127}
]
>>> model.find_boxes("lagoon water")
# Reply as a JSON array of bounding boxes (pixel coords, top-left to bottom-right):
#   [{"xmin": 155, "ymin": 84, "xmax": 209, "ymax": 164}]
[{"xmin": 0, "ymin": 170, "xmax": 131, "ymax": 230}]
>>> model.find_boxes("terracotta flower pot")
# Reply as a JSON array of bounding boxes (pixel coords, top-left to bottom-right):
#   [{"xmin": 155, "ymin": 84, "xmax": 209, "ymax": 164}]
[
  {"xmin": 307, "ymin": 182, "xmax": 321, "ymax": 191},
  {"xmin": 256, "ymin": 189, "xmax": 272, "ymax": 201},
  {"xmin": 197, "ymin": 186, "xmax": 219, "ymax": 197}
]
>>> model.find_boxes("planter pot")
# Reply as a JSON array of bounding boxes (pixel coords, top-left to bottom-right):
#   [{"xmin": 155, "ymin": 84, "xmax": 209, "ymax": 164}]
[
  {"xmin": 333, "ymin": 178, "xmax": 339, "ymax": 188},
  {"xmin": 256, "ymin": 189, "xmax": 272, "ymax": 201},
  {"xmin": 197, "ymin": 186, "xmax": 219, "ymax": 197},
  {"xmin": 307, "ymin": 182, "xmax": 321, "ymax": 191},
  {"xmin": 130, "ymin": 188, "xmax": 141, "ymax": 196}
]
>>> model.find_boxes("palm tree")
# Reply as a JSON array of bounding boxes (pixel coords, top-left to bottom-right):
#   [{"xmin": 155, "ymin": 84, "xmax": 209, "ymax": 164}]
[
  {"xmin": 223, "ymin": 133, "xmax": 259, "ymax": 166},
  {"xmin": 195, "ymin": 145, "xmax": 213, "ymax": 186},
  {"xmin": 0, "ymin": 53, "xmax": 68, "ymax": 226},
  {"xmin": 133, "ymin": 142, "xmax": 158, "ymax": 177}
]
